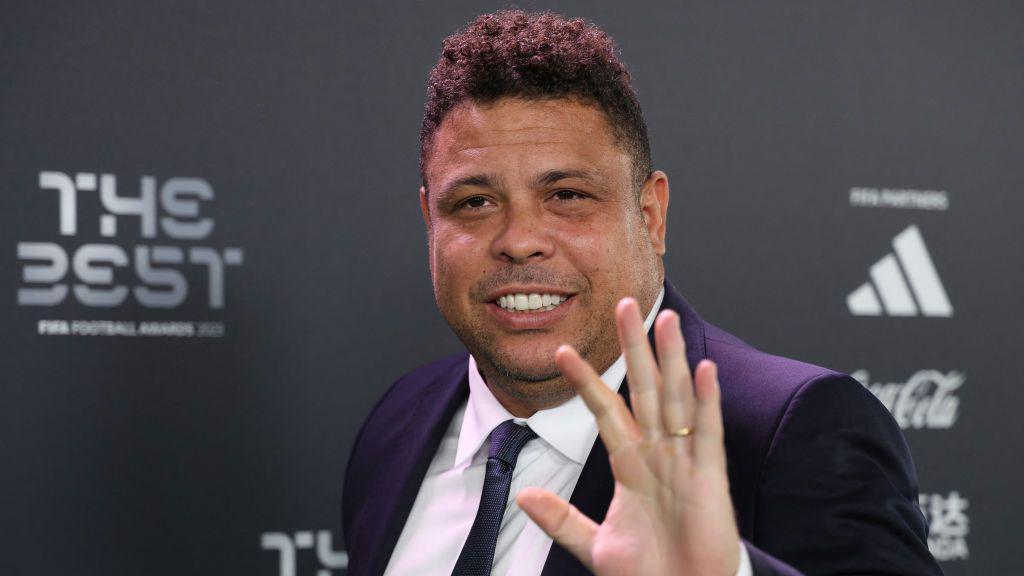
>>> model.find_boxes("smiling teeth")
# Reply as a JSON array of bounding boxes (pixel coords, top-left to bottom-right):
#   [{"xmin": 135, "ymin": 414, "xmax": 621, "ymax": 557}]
[{"xmin": 498, "ymin": 293, "xmax": 568, "ymax": 312}]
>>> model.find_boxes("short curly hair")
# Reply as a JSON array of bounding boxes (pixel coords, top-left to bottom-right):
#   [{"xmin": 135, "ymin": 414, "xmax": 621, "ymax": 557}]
[{"xmin": 420, "ymin": 9, "xmax": 652, "ymax": 192}]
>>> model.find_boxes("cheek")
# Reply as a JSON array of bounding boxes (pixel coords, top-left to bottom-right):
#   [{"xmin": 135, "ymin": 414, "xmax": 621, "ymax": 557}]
[
  {"xmin": 559, "ymin": 221, "xmax": 628, "ymax": 275},
  {"xmin": 432, "ymin": 229, "xmax": 485, "ymax": 289}
]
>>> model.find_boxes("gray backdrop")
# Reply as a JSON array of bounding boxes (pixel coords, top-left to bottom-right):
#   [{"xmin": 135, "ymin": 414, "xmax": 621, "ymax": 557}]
[{"xmin": 2, "ymin": 1, "xmax": 1020, "ymax": 574}]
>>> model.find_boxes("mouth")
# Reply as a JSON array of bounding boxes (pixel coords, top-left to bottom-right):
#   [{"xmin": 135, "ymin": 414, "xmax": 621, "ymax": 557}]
[
  {"xmin": 483, "ymin": 288, "xmax": 577, "ymax": 330},
  {"xmin": 494, "ymin": 292, "xmax": 572, "ymax": 313}
]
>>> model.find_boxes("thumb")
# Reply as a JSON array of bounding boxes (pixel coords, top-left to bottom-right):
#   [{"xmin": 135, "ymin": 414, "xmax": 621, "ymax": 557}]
[{"xmin": 517, "ymin": 487, "xmax": 598, "ymax": 569}]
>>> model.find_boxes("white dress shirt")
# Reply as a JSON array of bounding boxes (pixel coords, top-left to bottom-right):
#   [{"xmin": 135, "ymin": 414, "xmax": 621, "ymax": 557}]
[{"xmin": 385, "ymin": 288, "xmax": 752, "ymax": 575}]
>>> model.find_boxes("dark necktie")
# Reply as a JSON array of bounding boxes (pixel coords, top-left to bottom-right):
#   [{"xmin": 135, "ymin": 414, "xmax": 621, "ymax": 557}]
[{"xmin": 451, "ymin": 419, "xmax": 538, "ymax": 576}]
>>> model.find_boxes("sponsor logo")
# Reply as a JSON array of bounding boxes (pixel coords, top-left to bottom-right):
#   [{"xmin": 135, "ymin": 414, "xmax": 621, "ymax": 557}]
[
  {"xmin": 847, "ymin": 225, "xmax": 953, "ymax": 317},
  {"xmin": 919, "ymin": 492, "xmax": 970, "ymax": 561},
  {"xmin": 261, "ymin": 530, "xmax": 348, "ymax": 576},
  {"xmin": 16, "ymin": 171, "xmax": 244, "ymax": 337},
  {"xmin": 852, "ymin": 370, "xmax": 962, "ymax": 429}
]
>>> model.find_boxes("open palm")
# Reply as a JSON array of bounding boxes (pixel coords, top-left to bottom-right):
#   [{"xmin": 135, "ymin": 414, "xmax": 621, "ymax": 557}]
[{"xmin": 517, "ymin": 298, "xmax": 741, "ymax": 576}]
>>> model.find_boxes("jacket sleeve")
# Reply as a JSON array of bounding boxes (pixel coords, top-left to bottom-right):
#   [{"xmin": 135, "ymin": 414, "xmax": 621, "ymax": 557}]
[{"xmin": 746, "ymin": 374, "xmax": 943, "ymax": 576}]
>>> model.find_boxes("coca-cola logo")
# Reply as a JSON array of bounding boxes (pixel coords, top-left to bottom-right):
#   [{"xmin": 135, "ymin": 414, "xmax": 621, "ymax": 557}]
[{"xmin": 852, "ymin": 369, "xmax": 963, "ymax": 429}]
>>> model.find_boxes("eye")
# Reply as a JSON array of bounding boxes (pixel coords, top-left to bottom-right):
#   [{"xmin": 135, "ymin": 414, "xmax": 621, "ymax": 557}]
[
  {"xmin": 457, "ymin": 195, "xmax": 493, "ymax": 210},
  {"xmin": 552, "ymin": 189, "xmax": 585, "ymax": 201}
]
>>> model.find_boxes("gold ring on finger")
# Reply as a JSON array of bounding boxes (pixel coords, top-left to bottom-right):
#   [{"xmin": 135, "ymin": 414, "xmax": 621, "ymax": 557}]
[{"xmin": 669, "ymin": 427, "xmax": 694, "ymax": 438}]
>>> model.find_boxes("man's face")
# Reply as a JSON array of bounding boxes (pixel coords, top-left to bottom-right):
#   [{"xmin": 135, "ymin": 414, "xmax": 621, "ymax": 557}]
[{"xmin": 421, "ymin": 97, "xmax": 668, "ymax": 411}]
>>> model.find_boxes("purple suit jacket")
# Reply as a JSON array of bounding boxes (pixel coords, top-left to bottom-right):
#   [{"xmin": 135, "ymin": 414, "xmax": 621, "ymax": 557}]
[{"xmin": 342, "ymin": 281, "xmax": 942, "ymax": 575}]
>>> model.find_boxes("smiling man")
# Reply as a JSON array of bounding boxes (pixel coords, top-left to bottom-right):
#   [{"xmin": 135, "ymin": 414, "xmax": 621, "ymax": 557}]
[
  {"xmin": 424, "ymin": 97, "xmax": 665, "ymax": 418},
  {"xmin": 342, "ymin": 10, "xmax": 942, "ymax": 576}
]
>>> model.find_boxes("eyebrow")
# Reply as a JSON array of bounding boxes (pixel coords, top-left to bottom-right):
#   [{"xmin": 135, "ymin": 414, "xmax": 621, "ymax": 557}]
[
  {"xmin": 436, "ymin": 173, "xmax": 499, "ymax": 201},
  {"xmin": 435, "ymin": 168, "xmax": 602, "ymax": 201},
  {"xmin": 535, "ymin": 169, "xmax": 599, "ymax": 187}
]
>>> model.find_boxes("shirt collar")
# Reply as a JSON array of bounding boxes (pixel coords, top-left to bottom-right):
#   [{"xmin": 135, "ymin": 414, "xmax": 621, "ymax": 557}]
[{"xmin": 456, "ymin": 288, "xmax": 665, "ymax": 466}]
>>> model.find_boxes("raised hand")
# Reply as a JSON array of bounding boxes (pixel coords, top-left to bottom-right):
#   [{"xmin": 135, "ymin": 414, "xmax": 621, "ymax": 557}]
[{"xmin": 516, "ymin": 297, "xmax": 741, "ymax": 576}]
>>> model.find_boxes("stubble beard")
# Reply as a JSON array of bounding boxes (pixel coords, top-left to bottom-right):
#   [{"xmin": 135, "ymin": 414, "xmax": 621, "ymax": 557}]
[{"xmin": 442, "ymin": 293, "xmax": 623, "ymax": 413}]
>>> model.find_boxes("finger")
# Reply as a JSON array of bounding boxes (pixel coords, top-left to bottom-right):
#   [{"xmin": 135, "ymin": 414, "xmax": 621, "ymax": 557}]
[
  {"xmin": 693, "ymin": 360, "xmax": 726, "ymax": 469},
  {"xmin": 556, "ymin": 344, "xmax": 640, "ymax": 454},
  {"xmin": 517, "ymin": 487, "xmax": 597, "ymax": 569},
  {"xmin": 654, "ymin": 310, "xmax": 695, "ymax": 437},
  {"xmin": 617, "ymin": 297, "xmax": 662, "ymax": 438}
]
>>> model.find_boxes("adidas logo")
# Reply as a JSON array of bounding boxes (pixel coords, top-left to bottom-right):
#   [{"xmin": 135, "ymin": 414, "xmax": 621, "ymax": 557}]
[{"xmin": 847, "ymin": 225, "xmax": 953, "ymax": 317}]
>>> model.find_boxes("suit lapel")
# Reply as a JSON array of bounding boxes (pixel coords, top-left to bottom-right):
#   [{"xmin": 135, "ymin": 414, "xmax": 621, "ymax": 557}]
[
  {"xmin": 662, "ymin": 280, "xmax": 708, "ymax": 371},
  {"xmin": 540, "ymin": 281, "xmax": 706, "ymax": 575},
  {"xmin": 364, "ymin": 358, "xmax": 470, "ymax": 576}
]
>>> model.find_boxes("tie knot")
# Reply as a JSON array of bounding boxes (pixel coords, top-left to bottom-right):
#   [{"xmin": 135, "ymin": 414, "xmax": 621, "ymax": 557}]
[{"xmin": 488, "ymin": 420, "xmax": 536, "ymax": 465}]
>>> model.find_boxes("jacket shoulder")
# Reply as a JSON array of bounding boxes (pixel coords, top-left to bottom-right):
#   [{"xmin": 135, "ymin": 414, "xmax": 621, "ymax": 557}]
[
  {"xmin": 705, "ymin": 322, "xmax": 846, "ymax": 429},
  {"xmin": 702, "ymin": 323, "xmax": 937, "ymax": 574},
  {"xmin": 705, "ymin": 323, "xmax": 890, "ymax": 459},
  {"xmin": 704, "ymin": 323, "xmax": 855, "ymax": 523}
]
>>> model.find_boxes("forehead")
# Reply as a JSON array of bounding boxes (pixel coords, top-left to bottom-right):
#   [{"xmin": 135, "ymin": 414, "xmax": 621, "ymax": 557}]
[{"xmin": 425, "ymin": 97, "xmax": 630, "ymax": 187}]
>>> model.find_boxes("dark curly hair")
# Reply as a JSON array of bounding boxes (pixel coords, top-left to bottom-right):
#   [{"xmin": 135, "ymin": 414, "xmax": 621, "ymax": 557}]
[{"xmin": 420, "ymin": 9, "xmax": 652, "ymax": 192}]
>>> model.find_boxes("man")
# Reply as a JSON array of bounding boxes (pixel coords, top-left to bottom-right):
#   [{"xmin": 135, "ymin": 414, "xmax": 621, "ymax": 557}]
[{"xmin": 343, "ymin": 10, "xmax": 942, "ymax": 576}]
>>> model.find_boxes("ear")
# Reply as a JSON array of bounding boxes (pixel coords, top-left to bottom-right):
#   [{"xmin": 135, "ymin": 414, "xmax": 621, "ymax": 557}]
[
  {"xmin": 638, "ymin": 170, "xmax": 670, "ymax": 255},
  {"xmin": 419, "ymin": 186, "xmax": 431, "ymax": 233}
]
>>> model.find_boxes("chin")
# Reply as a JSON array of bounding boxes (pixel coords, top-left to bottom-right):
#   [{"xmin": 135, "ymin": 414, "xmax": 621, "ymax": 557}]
[
  {"xmin": 478, "ymin": 344, "xmax": 559, "ymax": 382},
  {"xmin": 493, "ymin": 356, "xmax": 560, "ymax": 383}
]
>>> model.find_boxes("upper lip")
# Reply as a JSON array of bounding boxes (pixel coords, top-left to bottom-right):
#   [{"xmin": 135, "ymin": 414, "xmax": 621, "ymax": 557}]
[{"xmin": 483, "ymin": 286, "xmax": 577, "ymax": 302}]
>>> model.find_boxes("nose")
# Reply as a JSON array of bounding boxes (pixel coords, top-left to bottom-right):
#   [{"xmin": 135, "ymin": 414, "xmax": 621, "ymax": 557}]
[{"xmin": 489, "ymin": 202, "xmax": 554, "ymax": 264}]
